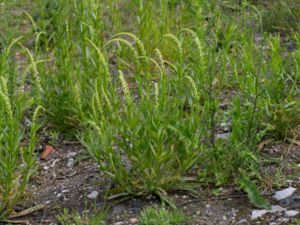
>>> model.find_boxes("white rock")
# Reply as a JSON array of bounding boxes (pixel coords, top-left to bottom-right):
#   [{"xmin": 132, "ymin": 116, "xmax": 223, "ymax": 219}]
[
  {"xmin": 273, "ymin": 187, "xmax": 296, "ymax": 201},
  {"xmin": 251, "ymin": 205, "xmax": 285, "ymax": 220},
  {"xmin": 51, "ymin": 159, "xmax": 59, "ymax": 168},
  {"xmin": 237, "ymin": 219, "xmax": 249, "ymax": 224},
  {"xmin": 277, "ymin": 218, "xmax": 289, "ymax": 223},
  {"xmin": 285, "ymin": 210, "xmax": 299, "ymax": 217},
  {"xmin": 130, "ymin": 218, "xmax": 138, "ymax": 224},
  {"xmin": 67, "ymin": 152, "xmax": 77, "ymax": 157},
  {"xmin": 216, "ymin": 133, "xmax": 231, "ymax": 140},
  {"xmin": 67, "ymin": 158, "xmax": 75, "ymax": 168},
  {"xmin": 113, "ymin": 222, "xmax": 124, "ymax": 225},
  {"xmin": 87, "ymin": 191, "xmax": 99, "ymax": 200}
]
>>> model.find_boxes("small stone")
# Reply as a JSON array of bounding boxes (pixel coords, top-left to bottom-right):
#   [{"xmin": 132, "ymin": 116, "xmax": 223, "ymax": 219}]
[
  {"xmin": 285, "ymin": 210, "xmax": 299, "ymax": 217},
  {"xmin": 273, "ymin": 187, "xmax": 296, "ymax": 201},
  {"xmin": 130, "ymin": 218, "xmax": 138, "ymax": 224},
  {"xmin": 231, "ymin": 208, "xmax": 237, "ymax": 217},
  {"xmin": 67, "ymin": 152, "xmax": 77, "ymax": 157},
  {"xmin": 67, "ymin": 158, "xmax": 75, "ymax": 168},
  {"xmin": 277, "ymin": 218, "xmax": 289, "ymax": 223},
  {"xmin": 43, "ymin": 166, "xmax": 49, "ymax": 170},
  {"xmin": 87, "ymin": 191, "xmax": 99, "ymax": 200},
  {"xmin": 113, "ymin": 222, "xmax": 124, "ymax": 225},
  {"xmin": 251, "ymin": 205, "xmax": 285, "ymax": 220},
  {"xmin": 216, "ymin": 133, "xmax": 231, "ymax": 140},
  {"xmin": 237, "ymin": 219, "xmax": 250, "ymax": 225}
]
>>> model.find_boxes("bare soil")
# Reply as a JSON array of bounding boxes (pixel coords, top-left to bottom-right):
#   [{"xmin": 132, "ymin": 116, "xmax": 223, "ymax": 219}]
[{"xmin": 4, "ymin": 135, "xmax": 296, "ymax": 225}]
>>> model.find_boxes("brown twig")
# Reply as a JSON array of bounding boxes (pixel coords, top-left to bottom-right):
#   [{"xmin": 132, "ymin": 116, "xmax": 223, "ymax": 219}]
[
  {"xmin": 8, "ymin": 204, "xmax": 45, "ymax": 219},
  {"xmin": 178, "ymin": 193, "xmax": 274, "ymax": 207},
  {"xmin": 1, "ymin": 219, "xmax": 30, "ymax": 224}
]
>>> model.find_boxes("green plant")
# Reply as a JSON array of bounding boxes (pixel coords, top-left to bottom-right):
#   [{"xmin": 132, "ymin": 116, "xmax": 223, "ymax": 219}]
[
  {"xmin": 0, "ymin": 39, "xmax": 42, "ymax": 219},
  {"xmin": 264, "ymin": 100, "xmax": 300, "ymax": 139},
  {"xmin": 34, "ymin": 0, "xmax": 105, "ymax": 133},
  {"xmin": 139, "ymin": 207, "xmax": 187, "ymax": 225},
  {"xmin": 81, "ymin": 16, "xmax": 299, "ymax": 208},
  {"xmin": 57, "ymin": 208, "xmax": 106, "ymax": 225},
  {"xmin": 261, "ymin": 36, "xmax": 300, "ymax": 139},
  {"xmin": 14, "ymin": 0, "xmax": 300, "ymax": 212},
  {"xmin": 238, "ymin": 176, "xmax": 271, "ymax": 209},
  {"xmin": 251, "ymin": 0, "xmax": 300, "ymax": 33},
  {"xmin": 81, "ymin": 32, "xmax": 209, "ymax": 204}
]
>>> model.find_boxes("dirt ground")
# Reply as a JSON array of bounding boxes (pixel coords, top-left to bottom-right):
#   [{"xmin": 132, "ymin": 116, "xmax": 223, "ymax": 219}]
[{"xmin": 5, "ymin": 133, "xmax": 295, "ymax": 225}]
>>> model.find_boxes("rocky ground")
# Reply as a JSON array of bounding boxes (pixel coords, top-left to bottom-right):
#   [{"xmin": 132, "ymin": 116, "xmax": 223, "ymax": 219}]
[{"xmin": 5, "ymin": 133, "xmax": 296, "ymax": 225}]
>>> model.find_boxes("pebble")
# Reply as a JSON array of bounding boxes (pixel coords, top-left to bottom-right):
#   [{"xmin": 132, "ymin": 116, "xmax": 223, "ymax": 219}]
[
  {"xmin": 251, "ymin": 205, "xmax": 285, "ymax": 220},
  {"xmin": 67, "ymin": 152, "xmax": 77, "ymax": 158},
  {"xmin": 43, "ymin": 166, "xmax": 49, "ymax": 170},
  {"xmin": 285, "ymin": 210, "xmax": 299, "ymax": 217},
  {"xmin": 237, "ymin": 219, "xmax": 250, "ymax": 224},
  {"xmin": 113, "ymin": 222, "xmax": 124, "ymax": 225},
  {"xmin": 67, "ymin": 158, "xmax": 75, "ymax": 168},
  {"xmin": 277, "ymin": 218, "xmax": 289, "ymax": 223},
  {"xmin": 87, "ymin": 191, "xmax": 99, "ymax": 200},
  {"xmin": 216, "ymin": 133, "xmax": 231, "ymax": 140},
  {"xmin": 57, "ymin": 193, "xmax": 62, "ymax": 198},
  {"xmin": 273, "ymin": 187, "xmax": 296, "ymax": 201},
  {"xmin": 231, "ymin": 208, "xmax": 237, "ymax": 217},
  {"xmin": 130, "ymin": 218, "xmax": 138, "ymax": 224}
]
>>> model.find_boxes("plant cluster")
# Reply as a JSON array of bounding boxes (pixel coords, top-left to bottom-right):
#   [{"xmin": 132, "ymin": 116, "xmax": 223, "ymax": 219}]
[
  {"xmin": 0, "ymin": 0, "xmax": 300, "ymax": 221},
  {"xmin": 139, "ymin": 206, "xmax": 187, "ymax": 225},
  {"xmin": 0, "ymin": 38, "xmax": 41, "ymax": 219}
]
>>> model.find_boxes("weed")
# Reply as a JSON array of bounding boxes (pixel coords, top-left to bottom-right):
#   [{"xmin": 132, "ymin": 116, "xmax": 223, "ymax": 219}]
[
  {"xmin": 2, "ymin": 0, "xmax": 300, "ymax": 214},
  {"xmin": 139, "ymin": 207, "xmax": 187, "ymax": 225},
  {"xmin": 0, "ymin": 39, "xmax": 42, "ymax": 218},
  {"xmin": 57, "ymin": 208, "xmax": 106, "ymax": 225},
  {"xmin": 252, "ymin": 0, "xmax": 300, "ymax": 33},
  {"xmin": 82, "ymin": 66, "xmax": 202, "ymax": 201}
]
